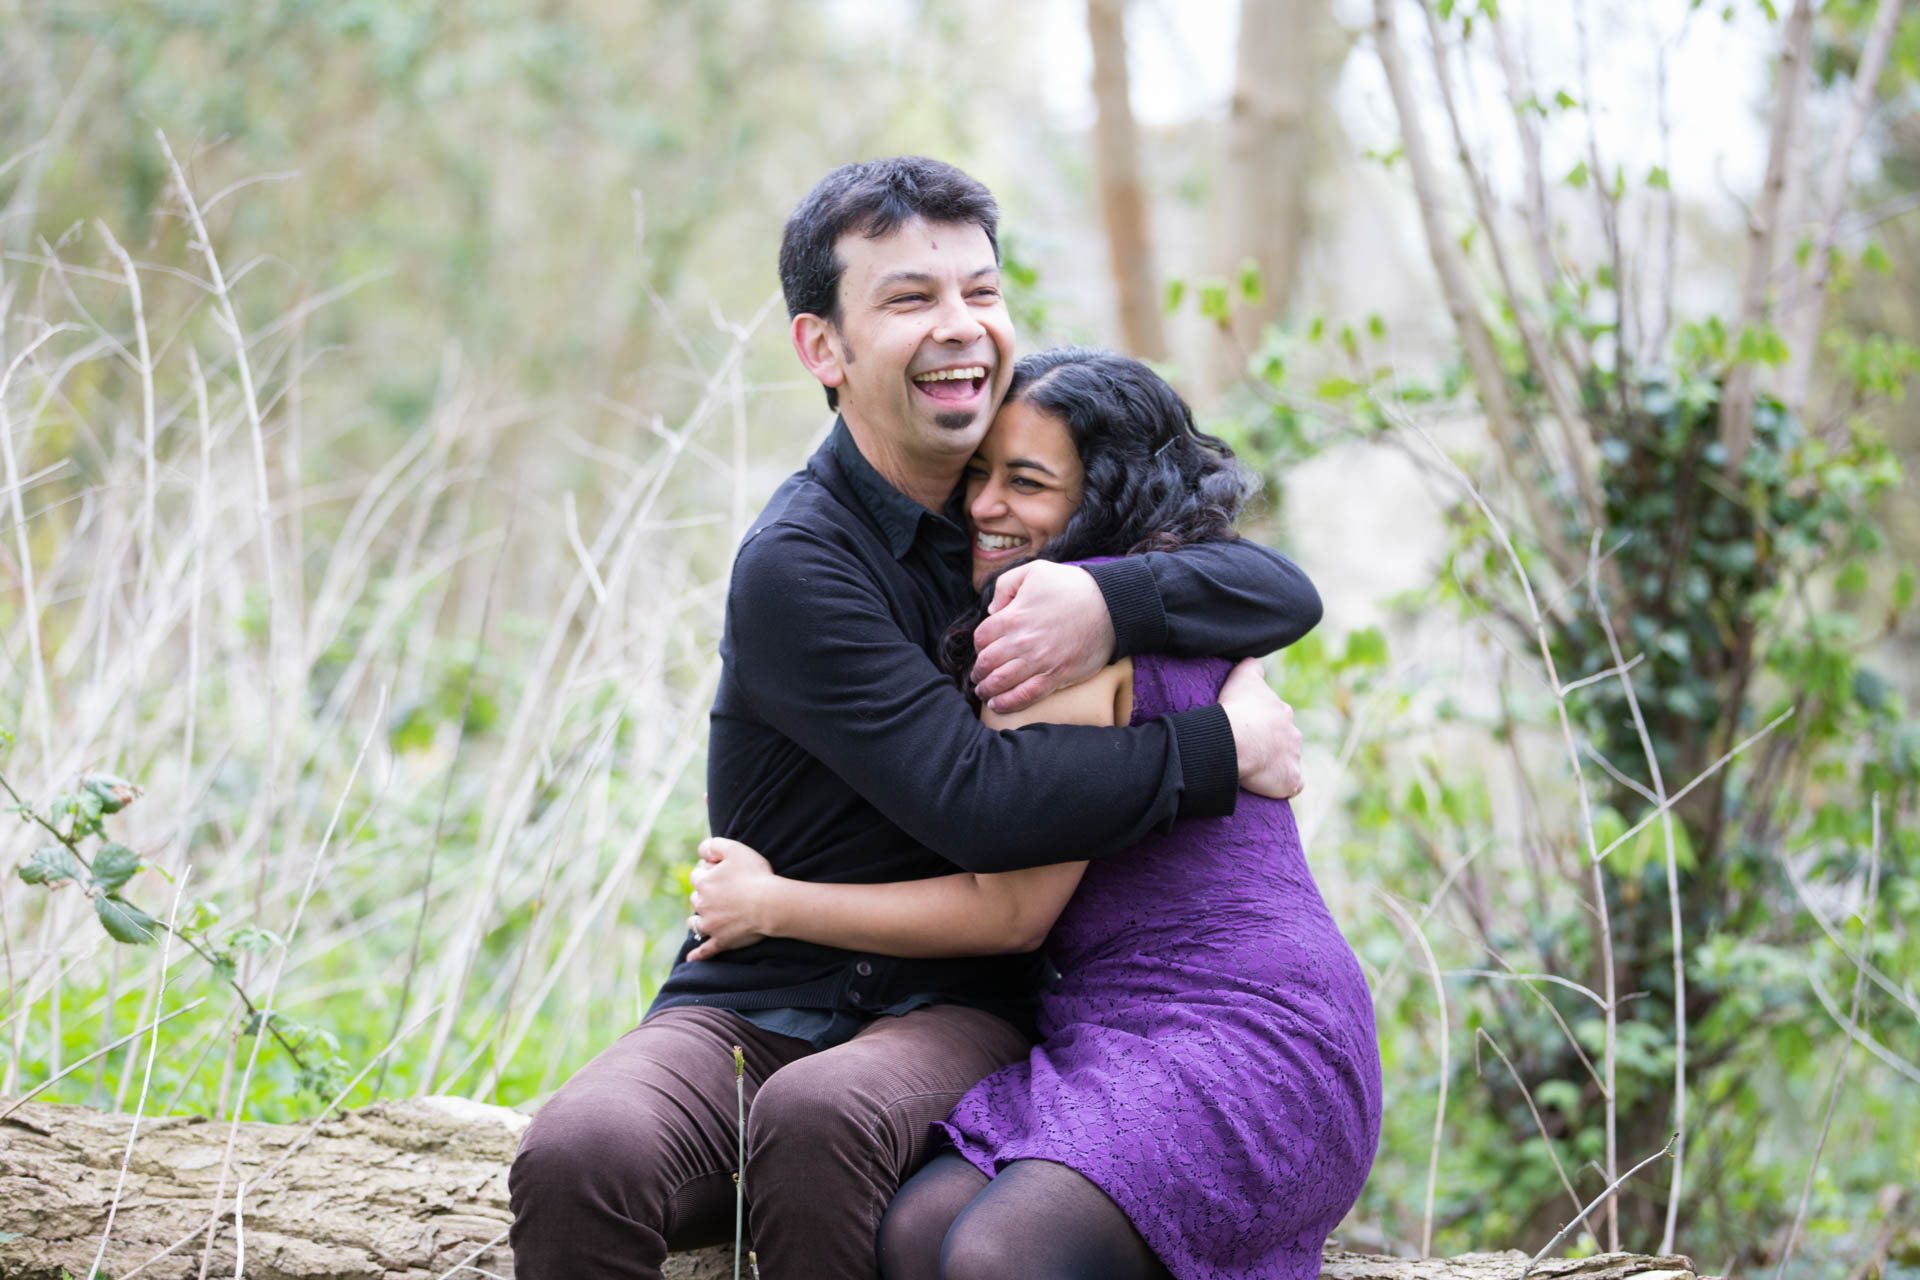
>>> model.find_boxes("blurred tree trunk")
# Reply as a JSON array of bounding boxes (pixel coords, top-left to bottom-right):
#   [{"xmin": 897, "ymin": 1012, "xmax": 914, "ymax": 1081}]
[
  {"xmin": 1219, "ymin": 0, "xmax": 1338, "ymax": 367},
  {"xmin": 1087, "ymin": 0, "xmax": 1167, "ymax": 360}
]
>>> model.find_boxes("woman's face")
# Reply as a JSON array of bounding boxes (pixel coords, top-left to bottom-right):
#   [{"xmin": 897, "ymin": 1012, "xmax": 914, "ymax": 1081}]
[{"xmin": 964, "ymin": 397, "xmax": 1084, "ymax": 589}]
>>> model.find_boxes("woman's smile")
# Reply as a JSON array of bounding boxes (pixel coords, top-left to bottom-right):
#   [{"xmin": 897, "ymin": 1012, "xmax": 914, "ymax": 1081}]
[{"xmin": 965, "ymin": 398, "xmax": 1085, "ymax": 589}]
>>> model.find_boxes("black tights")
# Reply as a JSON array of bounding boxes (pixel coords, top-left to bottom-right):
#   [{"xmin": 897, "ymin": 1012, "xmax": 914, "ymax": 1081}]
[{"xmin": 876, "ymin": 1153, "xmax": 1173, "ymax": 1280}]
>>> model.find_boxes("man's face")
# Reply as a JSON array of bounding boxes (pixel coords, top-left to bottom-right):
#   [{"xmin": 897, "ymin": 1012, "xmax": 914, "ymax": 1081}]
[{"xmin": 805, "ymin": 217, "xmax": 1015, "ymax": 474}]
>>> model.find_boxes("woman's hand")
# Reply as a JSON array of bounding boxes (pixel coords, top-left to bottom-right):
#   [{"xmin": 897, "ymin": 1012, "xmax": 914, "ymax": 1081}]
[{"xmin": 687, "ymin": 837, "xmax": 779, "ymax": 961}]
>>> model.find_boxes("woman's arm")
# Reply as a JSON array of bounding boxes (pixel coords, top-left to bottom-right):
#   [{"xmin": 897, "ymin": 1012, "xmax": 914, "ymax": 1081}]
[
  {"xmin": 687, "ymin": 845, "xmax": 1084, "ymax": 959},
  {"xmin": 687, "ymin": 662, "xmax": 1132, "ymax": 961}
]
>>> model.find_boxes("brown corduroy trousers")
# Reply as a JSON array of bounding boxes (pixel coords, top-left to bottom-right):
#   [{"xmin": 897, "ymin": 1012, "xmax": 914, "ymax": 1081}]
[{"xmin": 508, "ymin": 1002, "xmax": 1030, "ymax": 1280}]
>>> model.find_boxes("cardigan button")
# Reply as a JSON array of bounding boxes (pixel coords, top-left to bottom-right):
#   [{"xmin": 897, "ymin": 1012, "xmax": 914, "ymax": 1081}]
[{"xmin": 855, "ymin": 961, "xmax": 874, "ymax": 977}]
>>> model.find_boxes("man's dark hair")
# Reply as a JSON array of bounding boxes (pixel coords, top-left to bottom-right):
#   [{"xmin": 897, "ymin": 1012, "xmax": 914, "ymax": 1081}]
[{"xmin": 779, "ymin": 157, "xmax": 1001, "ymax": 410}]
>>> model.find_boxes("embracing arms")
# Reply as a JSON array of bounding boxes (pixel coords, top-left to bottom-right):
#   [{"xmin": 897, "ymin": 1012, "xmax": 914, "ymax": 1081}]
[
  {"xmin": 688, "ymin": 666, "xmax": 1131, "ymax": 960},
  {"xmin": 725, "ymin": 526, "xmax": 1306, "ymax": 873},
  {"xmin": 969, "ymin": 540, "xmax": 1322, "ymax": 712}
]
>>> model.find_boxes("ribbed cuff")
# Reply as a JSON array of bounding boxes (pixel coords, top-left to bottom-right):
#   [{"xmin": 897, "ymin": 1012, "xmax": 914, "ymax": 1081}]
[
  {"xmin": 1085, "ymin": 557, "xmax": 1166, "ymax": 659},
  {"xmin": 1168, "ymin": 704, "xmax": 1239, "ymax": 820}
]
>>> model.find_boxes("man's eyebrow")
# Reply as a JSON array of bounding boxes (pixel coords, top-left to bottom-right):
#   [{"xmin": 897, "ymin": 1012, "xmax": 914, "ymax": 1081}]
[{"xmin": 869, "ymin": 265, "xmax": 1001, "ymax": 292}]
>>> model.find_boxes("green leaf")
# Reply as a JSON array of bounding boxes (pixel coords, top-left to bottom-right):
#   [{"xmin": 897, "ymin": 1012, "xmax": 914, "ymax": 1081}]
[
  {"xmin": 19, "ymin": 845, "xmax": 84, "ymax": 887},
  {"xmin": 1366, "ymin": 313, "xmax": 1387, "ymax": 339},
  {"xmin": 1316, "ymin": 376, "xmax": 1364, "ymax": 401},
  {"xmin": 1199, "ymin": 282, "xmax": 1233, "ymax": 328},
  {"xmin": 1163, "ymin": 278, "xmax": 1187, "ymax": 314},
  {"xmin": 1306, "ymin": 315, "xmax": 1325, "ymax": 343},
  {"xmin": 1535, "ymin": 1078, "xmax": 1581, "ymax": 1117},
  {"xmin": 1236, "ymin": 259, "xmax": 1265, "ymax": 305},
  {"xmin": 1894, "ymin": 566, "xmax": 1915, "ymax": 613},
  {"xmin": 1342, "ymin": 625, "xmax": 1389, "ymax": 668},
  {"xmin": 1861, "ymin": 241, "xmax": 1892, "ymax": 275},
  {"xmin": 1565, "ymin": 161, "xmax": 1589, "ymax": 189},
  {"xmin": 81, "ymin": 773, "xmax": 143, "ymax": 815},
  {"xmin": 91, "ymin": 842, "xmax": 142, "ymax": 892},
  {"xmin": 1646, "ymin": 165, "xmax": 1670, "ymax": 190},
  {"xmin": 1554, "ymin": 89, "xmax": 1579, "ymax": 110},
  {"xmin": 389, "ymin": 701, "xmax": 437, "ymax": 754},
  {"xmin": 1438, "ymin": 0, "xmax": 1455, "ymax": 17},
  {"xmin": 96, "ymin": 894, "xmax": 160, "ymax": 945},
  {"xmin": 228, "ymin": 925, "xmax": 285, "ymax": 955}
]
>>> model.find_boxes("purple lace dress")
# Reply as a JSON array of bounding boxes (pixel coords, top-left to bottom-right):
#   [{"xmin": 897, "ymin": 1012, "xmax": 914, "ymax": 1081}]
[{"xmin": 935, "ymin": 653, "xmax": 1382, "ymax": 1279}]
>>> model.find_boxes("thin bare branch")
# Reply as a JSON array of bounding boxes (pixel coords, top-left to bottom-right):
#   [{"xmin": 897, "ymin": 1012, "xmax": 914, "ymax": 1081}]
[{"xmin": 1719, "ymin": 0, "xmax": 1816, "ymax": 472}]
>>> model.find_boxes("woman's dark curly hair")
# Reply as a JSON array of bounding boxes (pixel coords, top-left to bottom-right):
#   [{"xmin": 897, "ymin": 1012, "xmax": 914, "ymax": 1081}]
[{"xmin": 939, "ymin": 347, "xmax": 1256, "ymax": 689}]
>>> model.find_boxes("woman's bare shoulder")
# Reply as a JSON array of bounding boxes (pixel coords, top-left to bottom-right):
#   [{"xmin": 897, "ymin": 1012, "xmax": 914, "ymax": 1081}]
[{"xmin": 981, "ymin": 657, "xmax": 1134, "ymax": 731}]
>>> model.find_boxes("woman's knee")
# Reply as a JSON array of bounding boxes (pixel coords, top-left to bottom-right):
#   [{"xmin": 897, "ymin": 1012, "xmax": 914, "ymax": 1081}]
[
  {"xmin": 876, "ymin": 1155, "xmax": 986, "ymax": 1280},
  {"xmin": 937, "ymin": 1216, "xmax": 1028, "ymax": 1280}
]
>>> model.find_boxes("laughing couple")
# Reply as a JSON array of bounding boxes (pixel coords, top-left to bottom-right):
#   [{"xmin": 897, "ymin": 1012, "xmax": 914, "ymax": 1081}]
[{"xmin": 509, "ymin": 157, "xmax": 1381, "ymax": 1280}]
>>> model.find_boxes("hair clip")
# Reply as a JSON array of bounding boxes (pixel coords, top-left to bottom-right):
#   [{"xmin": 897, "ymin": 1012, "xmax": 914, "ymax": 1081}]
[{"xmin": 1153, "ymin": 435, "xmax": 1178, "ymax": 459}]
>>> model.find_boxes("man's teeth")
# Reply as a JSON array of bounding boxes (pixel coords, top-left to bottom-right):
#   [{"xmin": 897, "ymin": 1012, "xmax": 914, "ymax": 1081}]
[
  {"xmin": 913, "ymin": 367, "xmax": 986, "ymax": 383},
  {"xmin": 976, "ymin": 533, "xmax": 1025, "ymax": 551}
]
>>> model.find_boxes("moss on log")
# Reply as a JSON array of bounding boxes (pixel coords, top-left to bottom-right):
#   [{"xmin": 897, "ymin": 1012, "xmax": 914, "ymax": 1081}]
[{"xmin": 1, "ymin": 1097, "xmax": 1697, "ymax": 1279}]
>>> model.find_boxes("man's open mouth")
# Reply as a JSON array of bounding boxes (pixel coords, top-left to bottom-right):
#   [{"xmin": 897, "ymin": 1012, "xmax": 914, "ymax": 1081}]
[{"xmin": 911, "ymin": 365, "xmax": 987, "ymax": 403}]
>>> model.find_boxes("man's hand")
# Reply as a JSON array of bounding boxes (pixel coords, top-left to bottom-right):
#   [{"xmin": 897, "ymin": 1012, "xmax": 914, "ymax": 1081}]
[
  {"xmin": 971, "ymin": 561, "xmax": 1116, "ymax": 714},
  {"xmin": 1219, "ymin": 658, "xmax": 1305, "ymax": 800}
]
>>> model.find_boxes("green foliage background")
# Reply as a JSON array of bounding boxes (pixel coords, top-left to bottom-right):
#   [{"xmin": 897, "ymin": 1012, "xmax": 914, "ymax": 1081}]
[{"xmin": 2, "ymin": 1, "xmax": 1916, "ymax": 1272}]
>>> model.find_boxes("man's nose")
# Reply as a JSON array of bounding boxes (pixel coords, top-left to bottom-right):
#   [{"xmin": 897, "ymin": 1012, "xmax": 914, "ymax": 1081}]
[{"xmin": 930, "ymin": 289, "xmax": 985, "ymax": 343}]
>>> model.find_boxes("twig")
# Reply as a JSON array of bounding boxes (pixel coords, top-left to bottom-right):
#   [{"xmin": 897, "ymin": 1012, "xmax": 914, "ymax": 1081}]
[
  {"xmin": 734, "ymin": 1044, "xmax": 747, "ymax": 1280},
  {"xmin": 1377, "ymin": 890, "xmax": 1448, "ymax": 1257},
  {"xmin": 88, "ymin": 870, "xmax": 190, "ymax": 1278},
  {"xmin": 1473, "ymin": 1028, "xmax": 1589, "ymax": 1235},
  {"xmin": 1594, "ymin": 708, "xmax": 1795, "ymax": 862},
  {"xmin": 1396, "ymin": 405, "xmax": 1621, "ymax": 1243},
  {"xmin": 1718, "ymin": 0, "xmax": 1815, "ymax": 472},
  {"xmin": 1779, "ymin": 0, "xmax": 1904, "ymax": 411},
  {"xmin": 1525, "ymin": 1133, "xmax": 1679, "ymax": 1275},
  {"xmin": 1807, "ymin": 972, "xmax": 1920, "ymax": 1088},
  {"xmin": 0, "ymin": 998, "xmax": 206, "ymax": 1121},
  {"xmin": 1589, "ymin": 530, "xmax": 1688, "ymax": 1251},
  {"xmin": 1775, "ymin": 796, "xmax": 1881, "ymax": 1280},
  {"xmin": 1777, "ymin": 854, "xmax": 1920, "ymax": 1024}
]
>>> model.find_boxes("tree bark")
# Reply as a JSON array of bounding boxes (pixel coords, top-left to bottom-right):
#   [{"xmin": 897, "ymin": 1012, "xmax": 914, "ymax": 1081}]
[
  {"xmin": 1, "ymin": 1097, "xmax": 1707, "ymax": 1280},
  {"xmin": 1368, "ymin": 0, "xmax": 1577, "ymax": 578},
  {"xmin": 1777, "ymin": 0, "xmax": 1904, "ymax": 414},
  {"xmin": 1221, "ymin": 0, "xmax": 1333, "ymax": 355},
  {"xmin": 1717, "ymin": 0, "xmax": 1816, "ymax": 473},
  {"xmin": 1087, "ymin": 0, "xmax": 1168, "ymax": 360}
]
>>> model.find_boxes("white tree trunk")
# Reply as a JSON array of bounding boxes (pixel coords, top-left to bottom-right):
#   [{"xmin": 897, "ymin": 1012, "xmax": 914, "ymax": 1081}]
[{"xmin": 1088, "ymin": 0, "xmax": 1169, "ymax": 360}]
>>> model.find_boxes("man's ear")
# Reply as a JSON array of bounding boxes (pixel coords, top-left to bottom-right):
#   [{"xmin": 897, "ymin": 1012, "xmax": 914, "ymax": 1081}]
[{"xmin": 791, "ymin": 314, "xmax": 846, "ymax": 395}]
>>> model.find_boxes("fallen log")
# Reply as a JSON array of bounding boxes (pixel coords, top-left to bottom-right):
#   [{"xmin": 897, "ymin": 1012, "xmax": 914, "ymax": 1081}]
[{"xmin": 0, "ymin": 1097, "xmax": 1698, "ymax": 1280}]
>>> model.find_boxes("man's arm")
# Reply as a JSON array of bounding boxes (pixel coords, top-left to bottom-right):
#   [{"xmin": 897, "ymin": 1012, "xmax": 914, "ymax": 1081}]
[
  {"xmin": 726, "ymin": 524, "xmax": 1272, "ymax": 874},
  {"xmin": 1092, "ymin": 539, "xmax": 1322, "ymax": 658},
  {"xmin": 971, "ymin": 540, "xmax": 1320, "ymax": 712}
]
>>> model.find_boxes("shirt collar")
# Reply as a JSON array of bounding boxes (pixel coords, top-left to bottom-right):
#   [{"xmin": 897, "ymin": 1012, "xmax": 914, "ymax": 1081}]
[{"xmin": 828, "ymin": 418, "xmax": 965, "ymax": 560}]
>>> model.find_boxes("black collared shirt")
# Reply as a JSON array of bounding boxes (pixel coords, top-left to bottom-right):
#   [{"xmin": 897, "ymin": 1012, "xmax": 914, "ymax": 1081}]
[{"xmin": 648, "ymin": 420, "xmax": 1321, "ymax": 1037}]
